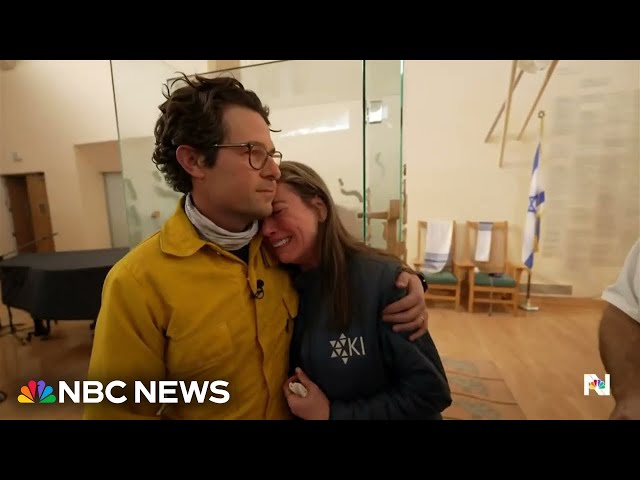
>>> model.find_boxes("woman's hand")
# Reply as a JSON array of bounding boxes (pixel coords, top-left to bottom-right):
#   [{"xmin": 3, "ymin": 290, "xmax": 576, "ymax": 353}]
[{"xmin": 283, "ymin": 367, "xmax": 330, "ymax": 420}]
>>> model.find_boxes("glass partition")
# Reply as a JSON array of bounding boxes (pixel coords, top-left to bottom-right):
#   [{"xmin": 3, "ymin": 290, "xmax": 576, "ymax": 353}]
[
  {"xmin": 196, "ymin": 60, "xmax": 368, "ymax": 241},
  {"xmin": 363, "ymin": 60, "xmax": 405, "ymax": 257},
  {"xmin": 110, "ymin": 60, "xmax": 183, "ymax": 246},
  {"xmin": 110, "ymin": 60, "xmax": 405, "ymax": 253}
]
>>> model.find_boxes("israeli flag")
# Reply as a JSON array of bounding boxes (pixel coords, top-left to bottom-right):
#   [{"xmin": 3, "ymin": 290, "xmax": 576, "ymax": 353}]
[{"xmin": 522, "ymin": 142, "xmax": 545, "ymax": 269}]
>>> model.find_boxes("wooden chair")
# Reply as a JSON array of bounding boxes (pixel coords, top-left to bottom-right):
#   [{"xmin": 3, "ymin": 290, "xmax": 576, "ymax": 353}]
[
  {"xmin": 459, "ymin": 221, "xmax": 526, "ymax": 315},
  {"xmin": 413, "ymin": 220, "xmax": 464, "ymax": 310},
  {"xmin": 359, "ymin": 198, "xmax": 406, "ymax": 261}
]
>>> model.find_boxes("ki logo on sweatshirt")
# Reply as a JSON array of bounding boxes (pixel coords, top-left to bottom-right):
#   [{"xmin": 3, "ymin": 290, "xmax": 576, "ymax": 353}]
[{"xmin": 330, "ymin": 333, "xmax": 366, "ymax": 364}]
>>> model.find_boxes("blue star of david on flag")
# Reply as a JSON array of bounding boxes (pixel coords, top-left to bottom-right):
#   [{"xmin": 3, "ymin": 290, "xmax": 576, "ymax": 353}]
[{"xmin": 522, "ymin": 143, "xmax": 546, "ymax": 269}]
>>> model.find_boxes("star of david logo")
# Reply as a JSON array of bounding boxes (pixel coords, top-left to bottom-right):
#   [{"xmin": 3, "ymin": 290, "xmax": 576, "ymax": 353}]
[
  {"xmin": 329, "ymin": 333, "xmax": 350, "ymax": 365},
  {"xmin": 528, "ymin": 195, "xmax": 537, "ymax": 214}
]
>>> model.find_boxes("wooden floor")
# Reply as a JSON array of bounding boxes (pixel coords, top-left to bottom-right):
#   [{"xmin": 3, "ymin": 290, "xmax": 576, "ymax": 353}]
[
  {"xmin": 428, "ymin": 297, "xmax": 614, "ymax": 420},
  {"xmin": 0, "ymin": 296, "xmax": 615, "ymax": 420}
]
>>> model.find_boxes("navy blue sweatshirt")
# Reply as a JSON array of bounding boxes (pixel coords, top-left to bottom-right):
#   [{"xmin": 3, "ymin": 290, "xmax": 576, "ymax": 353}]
[{"xmin": 289, "ymin": 251, "xmax": 452, "ymax": 420}]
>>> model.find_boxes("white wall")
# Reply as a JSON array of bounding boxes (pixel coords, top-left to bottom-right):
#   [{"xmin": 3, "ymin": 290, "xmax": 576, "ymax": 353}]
[
  {"xmin": 109, "ymin": 61, "xmax": 215, "ymax": 245},
  {"xmin": 403, "ymin": 60, "xmax": 640, "ymax": 298},
  {"xmin": 110, "ymin": 60, "xmax": 402, "ymax": 245},
  {"xmin": 116, "ymin": 101, "xmax": 368, "ymax": 244},
  {"xmin": 117, "ymin": 136, "xmax": 182, "ymax": 244},
  {"xmin": 244, "ymin": 60, "xmax": 403, "ymax": 245},
  {"xmin": 273, "ymin": 101, "xmax": 362, "ymax": 206},
  {"xmin": 163, "ymin": 60, "xmax": 209, "ymax": 76},
  {"xmin": 111, "ymin": 60, "xmax": 185, "ymax": 140},
  {"xmin": 240, "ymin": 60, "xmax": 280, "ymax": 67},
  {"xmin": 235, "ymin": 60, "xmax": 363, "ymax": 110},
  {"xmin": 103, "ymin": 172, "xmax": 132, "ymax": 248}
]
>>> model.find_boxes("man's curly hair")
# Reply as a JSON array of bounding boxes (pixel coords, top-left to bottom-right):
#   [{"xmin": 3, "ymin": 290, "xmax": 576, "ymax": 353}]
[{"xmin": 152, "ymin": 74, "xmax": 271, "ymax": 193}]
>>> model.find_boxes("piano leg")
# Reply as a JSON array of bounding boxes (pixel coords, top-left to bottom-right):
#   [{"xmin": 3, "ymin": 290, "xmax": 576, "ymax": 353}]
[
  {"xmin": 35, "ymin": 318, "xmax": 49, "ymax": 335},
  {"xmin": 0, "ymin": 306, "xmax": 28, "ymax": 345},
  {"xmin": 7, "ymin": 305, "xmax": 15, "ymax": 333},
  {"xmin": 43, "ymin": 320, "xmax": 52, "ymax": 340},
  {"xmin": 26, "ymin": 317, "xmax": 51, "ymax": 342}
]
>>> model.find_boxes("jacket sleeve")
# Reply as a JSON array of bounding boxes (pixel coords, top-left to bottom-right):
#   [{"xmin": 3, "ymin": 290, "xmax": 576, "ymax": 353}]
[
  {"xmin": 329, "ymin": 261, "xmax": 452, "ymax": 420},
  {"xmin": 83, "ymin": 262, "xmax": 166, "ymax": 420}
]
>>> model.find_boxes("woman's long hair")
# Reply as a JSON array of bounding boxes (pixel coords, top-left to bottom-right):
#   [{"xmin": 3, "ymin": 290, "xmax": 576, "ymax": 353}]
[{"xmin": 277, "ymin": 161, "xmax": 413, "ymax": 331}]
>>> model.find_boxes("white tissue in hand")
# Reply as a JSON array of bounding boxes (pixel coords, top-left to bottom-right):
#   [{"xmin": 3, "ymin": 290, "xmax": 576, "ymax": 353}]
[{"xmin": 288, "ymin": 382, "xmax": 308, "ymax": 398}]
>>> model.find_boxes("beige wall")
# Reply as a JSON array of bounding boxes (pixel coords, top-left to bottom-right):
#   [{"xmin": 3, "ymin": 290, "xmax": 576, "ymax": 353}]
[
  {"xmin": 0, "ymin": 70, "xmax": 14, "ymax": 255},
  {"xmin": 403, "ymin": 60, "xmax": 639, "ymax": 298},
  {"xmin": 0, "ymin": 60, "xmax": 636, "ymax": 303},
  {"xmin": 74, "ymin": 141, "xmax": 122, "ymax": 250},
  {"xmin": 0, "ymin": 60, "xmax": 209, "ymax": 253},
  {"xmin": 0, "ymin": 60, "xmax": 118, "ymax": 252}
]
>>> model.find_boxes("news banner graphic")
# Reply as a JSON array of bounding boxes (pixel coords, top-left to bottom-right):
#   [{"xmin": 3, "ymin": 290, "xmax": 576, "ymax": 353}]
[
  {"xmin": 17, "ymin": 379, "xmax": 230, "ymax": 404},
  {"xmin": 584, "ymin": 374, "xmax": 611, "ymax": 396}
]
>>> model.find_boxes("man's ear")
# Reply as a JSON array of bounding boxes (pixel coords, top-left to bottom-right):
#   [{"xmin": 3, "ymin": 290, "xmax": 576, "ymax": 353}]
[
  {"xmin": 176, "ymin": 145, "xmax": 206, "ymax": 179},
  {"xmin": 311, "ymin": 196, "xmax": 328, "ymax": 222}
]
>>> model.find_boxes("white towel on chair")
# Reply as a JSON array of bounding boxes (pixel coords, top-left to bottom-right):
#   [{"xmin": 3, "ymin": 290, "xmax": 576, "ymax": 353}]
[
  {"xmin": 422, "ymin": 220, "xmax": 453, "ymax": 273},
  {"xmin": 475, "ymin": 222, "xmax": 493, "ymax": 262}
]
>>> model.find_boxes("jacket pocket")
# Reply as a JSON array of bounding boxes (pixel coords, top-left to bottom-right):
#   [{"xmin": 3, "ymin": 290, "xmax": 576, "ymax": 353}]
[
  {"xmin": 168, "ymin": 321, "xmax": 234, "ymax": 377},
  {"xmin": 203, "ymin": 321, "xmax": 234, "ymax": 362}
]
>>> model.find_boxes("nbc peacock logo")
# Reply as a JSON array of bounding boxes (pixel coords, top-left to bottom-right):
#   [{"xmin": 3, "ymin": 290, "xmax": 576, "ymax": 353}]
[
  {"xmin": 18, "ymin": 380, "xmax": 57, "ymax": 404},
  {"xmin": 583, "ymin": 374, "xmax": 611, "ymax": 396},
  {"xmin": 589, "ymin": 379, "xmax": 605, "ymax": 390}
]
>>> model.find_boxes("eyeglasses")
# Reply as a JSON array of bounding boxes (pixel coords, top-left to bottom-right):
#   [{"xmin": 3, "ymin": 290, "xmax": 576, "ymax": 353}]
[{"xmin": 213, "ymin": 142, "xmax": 283, "ymax": 170}]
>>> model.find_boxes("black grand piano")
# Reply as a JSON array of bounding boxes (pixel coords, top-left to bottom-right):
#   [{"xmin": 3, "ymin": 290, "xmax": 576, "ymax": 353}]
[{"xmin": 0, "ymin": 247, "xmax": 129, "ymax": 342}]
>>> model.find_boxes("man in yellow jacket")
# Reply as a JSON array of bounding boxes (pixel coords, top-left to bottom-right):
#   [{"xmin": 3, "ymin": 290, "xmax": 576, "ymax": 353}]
[{"xmin": 84, "ymin": 74, "xmax": 427, "ymax": 420}]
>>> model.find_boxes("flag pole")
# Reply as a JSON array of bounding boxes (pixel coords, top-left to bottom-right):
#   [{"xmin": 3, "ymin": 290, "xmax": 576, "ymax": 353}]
[
  {"xmin": 521, "ymin": 268, "xmax": 539, "ymax": 311},
  {"xmin": 520, "ymin": 110, "xmax": 545, "ymax": 312}
]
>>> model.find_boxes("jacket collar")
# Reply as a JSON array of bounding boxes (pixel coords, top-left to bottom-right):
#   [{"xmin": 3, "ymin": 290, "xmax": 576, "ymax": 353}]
[
  {"xmin": 159, "ymin": 197, "xmax": 207, "ymax": 257},
  {"xmin": 159, "ymin": 197, "xmax": 279, "ymax": 268}
]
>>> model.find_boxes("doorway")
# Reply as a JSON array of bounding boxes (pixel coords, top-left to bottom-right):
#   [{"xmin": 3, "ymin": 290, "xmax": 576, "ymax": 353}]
[
  {"xmin": 102, "ymin": 172, "xmax": 130, "ymax": 248},
  {"xmin": 2, "ymin": 173, "xmax": 55, "ymax": 254}
]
